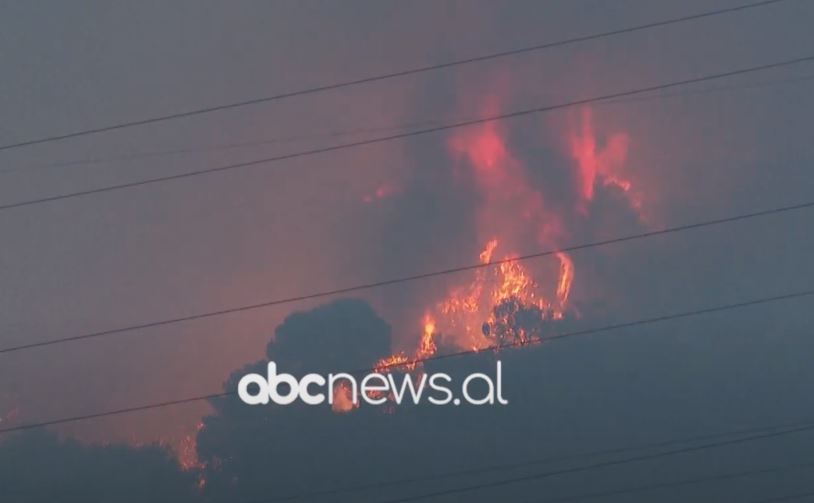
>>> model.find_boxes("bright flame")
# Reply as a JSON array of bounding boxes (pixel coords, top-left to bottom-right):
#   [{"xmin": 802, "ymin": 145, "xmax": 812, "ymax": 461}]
[
  {"xmin": 374, "ymin": 352, "xmax": 412, "ymax": 373},
  {"xmin": 479, "ymin": 239, "xmax": 498, "ymax": 264},
  {"xmin": 370, "ymin": 238, "xmax": 574, "ymax": 383},
  {"xmin": 417, "ymin": 314, "xmax": 438, "ymax": 360},
  {"xmin": 435, "ymin": 239, "xmax": 571, "ymax": 349},
  {"xmin": 175, "ymin": 422, "xmax": 205, "ymax": 473},
  {"xmin": 555, "ymin": 252, "xmax": 574, "ymax": 307}
]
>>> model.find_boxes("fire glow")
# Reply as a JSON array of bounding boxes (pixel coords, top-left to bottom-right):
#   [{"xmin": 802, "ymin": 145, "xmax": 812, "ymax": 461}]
[
  {"xmin": 569, "ymin": 107, "xmax": 639, "ymax": 212},
  {"xmin": 345, "ymin": 103, "xmax": 640, "ymax": 412}
]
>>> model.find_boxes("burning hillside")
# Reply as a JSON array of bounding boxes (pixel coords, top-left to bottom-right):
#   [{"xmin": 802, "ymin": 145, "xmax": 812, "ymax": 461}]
[
  {"xmin": 338, "ymin": 101, "xmax": 642, "ymax": 410},
  {"xmin": 405, "ymin": 102, "xmax": 635, "ymax": 351}
]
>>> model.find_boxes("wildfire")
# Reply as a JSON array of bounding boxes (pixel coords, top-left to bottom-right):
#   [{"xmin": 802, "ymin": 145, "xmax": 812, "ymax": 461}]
[
  {"xmin": 175, "ymin": 422, "xmax": 205, "ymax": 473},
  {"xmin": 350, "ymin": 98, "xmax": 641, "ymax": 414},
  {"xmin": 437, "ymin": 239, "xmax": 572, "ymax": 349},
  {"xmin": 370, "ymin": 238, "xmax": 574, "ymax": 386}
]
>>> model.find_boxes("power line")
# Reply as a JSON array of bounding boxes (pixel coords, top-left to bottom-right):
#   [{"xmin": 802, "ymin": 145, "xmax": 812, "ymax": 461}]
[
  {"xmin": 0, "ymin": 122, "xmax": 431, "ymax": 175},
  {"xmin": 602, "ymin": 71, "xmax": 814, "ymax": 105},
  {"xmin": 1, "ymin": 54, "xmax": 811, "ymax": 213},
  {"xmin": 0, "ymin": 0, "xmax": 790, "ymax": 153},
  {"xmin": 1, "ymin": 199, "xmax": 811, "ymax": 355},
  {"xmin": 751, "ymin": 491, "xmax": 814, "ymax": 502},
  {"xmin": 529, "ymin": 461, "xmax": 814, "ymax": 503},
  {"xmin": 240, "ymin": 421, "xmax": 814, "ymax": 503},
  {"xmin": 373, "ymin": 423, "xmax": 814, "ymax": 503},
  {"xmin": 7, "ymin": 70, "xmax": 814, "ymax": 177},
  {"xmin": 1, "ymin": 287, "xmax": 812, "ymax": 434}
]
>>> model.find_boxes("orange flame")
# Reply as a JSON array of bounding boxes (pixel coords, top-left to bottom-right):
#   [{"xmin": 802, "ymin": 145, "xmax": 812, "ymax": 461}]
[
  {"xmin": 374, "ymin": 352, "xmax": 412, "ymax": 373},
  {"xmin": 417, "ymin": 314, "xmax": 438, "ymax": 360},
  {"xmin": 555, "ymin": 252, "xmax": 574, "ymax": 307},
  {"xmin": 348, "ymin": 97, "xmax": 642, "ymax": 416},
  {"xmin": 371, "ymin": 238, "xmax": 573, "ymax": 378},
  {"xmin": 175, "ymin": 422, "xmax": 205, "ymax": 472}
]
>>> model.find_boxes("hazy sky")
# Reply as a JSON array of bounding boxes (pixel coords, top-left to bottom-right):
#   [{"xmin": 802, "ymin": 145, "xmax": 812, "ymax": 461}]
[{"xmin": 1, "ymin": 1, "xmax": 813, "ymax": 501}]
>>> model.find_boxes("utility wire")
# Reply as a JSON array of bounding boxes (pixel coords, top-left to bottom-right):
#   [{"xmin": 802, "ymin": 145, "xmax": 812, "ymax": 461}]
[
  {"xmin": 1, "ymin": 199, "xmax": 811, "ymax": 355},
  {"xmin": 237, "ymin": 422, "xmax": 814, "ymax": 503},
  {"xmin": 1, "ymin": 287, "xmax": 812, "ymax": 434},
  {"xmin": 0, "ymin": 0, "xmax": 790, "ymax": 152},
  {"xmin": 7, "ymin": 70, "xmax": 814, "ymax": 177},
  {"xmin": 528, "ymin": 461, "xmax": 814, "ymax": 503},
  {"xmin": 751, "ymin": 491, "xmax": 814, "ymax": 502},
  {"xmin": 372, "ymin": 423, "xmax": 814, "ymax": 503},
  {"xmin": 0, "ymin": 54, "xmax": 812, "ymax": 213}
]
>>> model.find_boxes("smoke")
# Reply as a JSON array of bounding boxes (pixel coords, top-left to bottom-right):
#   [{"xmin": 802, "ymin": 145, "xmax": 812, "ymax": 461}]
[
  {"xmin": 3, "ymin": 2, "xmax": 814, "ymax": 500},
  {"xmin": 339, "ymin": 61, "xmax": 652, "ymax": 356},
  {"xmin": 263, "ymin": 299, "xmax": 392, "ymax": 374},
  {"xmin": 193, "ymin": 297, "xmax": 814, "ymax": 503},
  {"xmin": 3, "ymin": 293, "xmax": 814, "ymax": 501}
]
